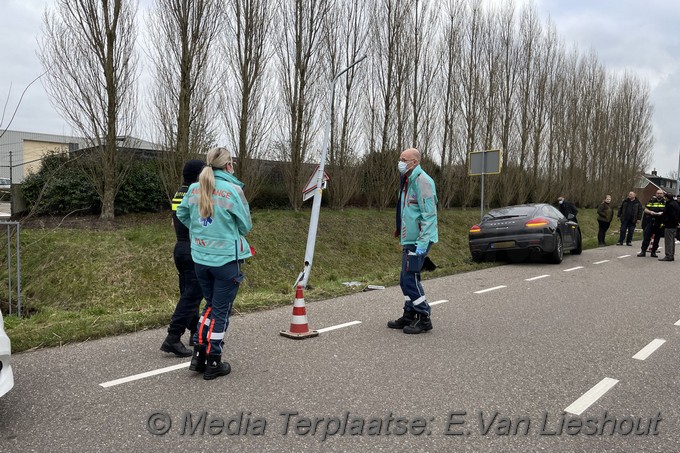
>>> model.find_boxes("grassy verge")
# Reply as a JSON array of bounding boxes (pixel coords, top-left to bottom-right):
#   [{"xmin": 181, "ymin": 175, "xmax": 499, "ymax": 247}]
[{"xmin": 1, "ymin": 207, "xmax": 633, "ymax": 352}]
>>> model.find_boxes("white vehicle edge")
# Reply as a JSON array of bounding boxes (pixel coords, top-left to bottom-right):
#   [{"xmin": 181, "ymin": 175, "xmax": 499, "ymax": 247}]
[{"xmin": 0, "ymin": 308, "xmax": 13, "ymax": 397}]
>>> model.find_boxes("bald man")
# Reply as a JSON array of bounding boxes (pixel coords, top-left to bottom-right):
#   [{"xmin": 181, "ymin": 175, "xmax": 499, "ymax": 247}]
[{"xmin": 388, "ymin": 148, "xmax": 439, "ymax": 334}]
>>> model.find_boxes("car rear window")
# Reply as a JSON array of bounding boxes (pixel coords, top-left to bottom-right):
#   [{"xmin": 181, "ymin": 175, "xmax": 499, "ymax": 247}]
[{"xmin": 484, "ymin": 206, "xmax": 536, "ymax": 220}]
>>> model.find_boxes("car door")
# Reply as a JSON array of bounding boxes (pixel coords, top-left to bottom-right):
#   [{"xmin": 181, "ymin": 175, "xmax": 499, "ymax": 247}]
[{"xmin": 544, "ymin": 205, "xmax": 573, "ymax": 247}]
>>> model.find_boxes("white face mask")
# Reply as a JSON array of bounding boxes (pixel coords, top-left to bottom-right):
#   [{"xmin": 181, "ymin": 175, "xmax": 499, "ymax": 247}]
[{"xmin": 398, "ymin": 161, "xmax": 409, "ymax": 175}]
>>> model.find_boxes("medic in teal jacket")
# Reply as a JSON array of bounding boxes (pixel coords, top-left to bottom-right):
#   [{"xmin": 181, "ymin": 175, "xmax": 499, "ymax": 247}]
[
  {"xmin": 176, "ymin": 169, "xmax": 253, "ymax": 266},
  {"xmin": 398, "ymin": 164, "xmax": 439, "ymax": 248}
]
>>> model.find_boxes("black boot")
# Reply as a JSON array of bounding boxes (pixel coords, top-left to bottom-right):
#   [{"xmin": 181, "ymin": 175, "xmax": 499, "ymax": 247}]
[
  {"xmin": 189, "ymin": 345, "xmax": 207, "ymax": 373},
  {"xmin": 650, "ymin": 251, "xmax": 658, "ymax": 258},
  {"xmin": 403, "ymin": 312, "xmax": 433, "ymax": 334},
  {"xmin": 160, "ymin": 334, "xmax": 192, "ymax": 357},
  {"xmin": 204, "ymin": 354, "xmax": 231, "ymax": 380},
  {"xmin": 387, "ymin": 309, "xmax": 415, "ymax": 329}
]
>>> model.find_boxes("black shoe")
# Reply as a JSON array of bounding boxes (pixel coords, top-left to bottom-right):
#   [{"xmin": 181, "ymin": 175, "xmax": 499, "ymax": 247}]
[
  {"xmin": 204, "ymin": 355, "xmax": 231, "ymax": 380},
  {"xmin": 626, "ymin": 243, "xmax": 632, "ymax": 246},
  {"xmin": 189, "ymin": 345, "xmax": 207, "ymax": 373},
  {"xmin": 160, "ymin": 334, "xmax": 192, "ymax": 357},
  {"xmin": 403, "ymin": 313, "xmax": 433, "ymax": 334},
  {"xmin": 637, "ymin": 251, "xmax": 646, "ymax": 257},
  {"xmin": 658, "ymin": 257, "xmax": 674, "ymax": 262},
  {"xmin": 387, "ymin": 310, "xmax": 415, "ymax": 329},
  {"xmin": 616, "ymin": 242, "xmax": 623, "ymax": 246},
  {"xmin": 650, "ymin": 252, "xmax": 658, "ymax": 258}
]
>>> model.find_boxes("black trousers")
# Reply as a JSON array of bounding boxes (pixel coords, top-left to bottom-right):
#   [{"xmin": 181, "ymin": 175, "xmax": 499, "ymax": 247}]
[
  {"xmin": 640, "ymin": 223, "xmax": 663, "ymax": 253},
  {"xmin": 167, "ymin": 242, "xmax": 203, "ymax": 337},
  {"xmin": 597, "ymin": 220, "xmax": 611, "ymax": 244}
]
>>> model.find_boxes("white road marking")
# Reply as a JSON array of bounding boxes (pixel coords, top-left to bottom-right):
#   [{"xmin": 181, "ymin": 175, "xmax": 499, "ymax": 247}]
[
  {"xmin": 675, "ymin": 319, "xmax": 680, "ymax": 326},
  {"xmin": 100, "ymin": 362, "xmax": 190, "ymax": 388},
  {"xmin": 565, "ymin": 377, "xmax": 619, "ymax": 415},
  {"xmin": 474, "ymin": 285, "xmax": 506, "ymax": 294},
  {"xmin": 563, "ymin": 266, "xmax": 584, "ymax": 272},
  {"xmin": 617, "ymin": 255, "xmax": 631, "ymax": 259},
  {"xmin": 593, "ymin": 260, "xmax": 610, "ymax": 264},
  {"xmin": 525, "ymin": 275, "xmax": 549, "ymax": 281},
  {"xmin": 430, "ymin": 300, "xmax": 449, "ymax": 306},
  {"xmin": 317, "ymin": 320, "xmax": 362, "ymax": 333},
  {"xmin": 632, "ymin": 339, "xmax": 666, "ymax": 361}
]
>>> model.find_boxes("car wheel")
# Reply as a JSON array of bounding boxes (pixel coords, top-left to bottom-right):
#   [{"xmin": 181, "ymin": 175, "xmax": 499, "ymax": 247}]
[
  {"xmin": 548, "ymin": 233, "xmax": 563, "ymax": 264},
  {"xmin": 571, "ymin": 229, "xmax": 582, "ymax": 255},
  {"xmin": 471, "ymin": 251, "xmax": 484, "ymax": 263}
]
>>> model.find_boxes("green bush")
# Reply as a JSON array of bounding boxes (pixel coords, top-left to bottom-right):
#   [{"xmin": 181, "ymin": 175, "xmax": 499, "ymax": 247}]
[{"xmin": 21, "ymin": 152, "xmax": 169, "ymax": 216}]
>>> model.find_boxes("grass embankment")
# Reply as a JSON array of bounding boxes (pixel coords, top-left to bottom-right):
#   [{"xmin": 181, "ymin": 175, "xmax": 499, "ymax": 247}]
[{"xmin": 2, "ymin": 207, "xmax": 626, "ymax": 352}]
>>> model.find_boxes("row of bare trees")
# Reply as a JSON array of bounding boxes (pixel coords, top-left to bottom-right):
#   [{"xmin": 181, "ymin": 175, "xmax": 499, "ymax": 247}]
[{"xmin": 38, "ymin": 0, "xmax": 653, "ymax": 218}]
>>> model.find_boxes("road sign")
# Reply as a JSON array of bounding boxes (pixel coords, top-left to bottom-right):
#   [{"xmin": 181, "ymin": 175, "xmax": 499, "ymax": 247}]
[
  {"xmin": 302, "ymin": 165, "xmax": 330, "ymax": 201},
  {"xmin": 468, "ymin": 149, "xmax": 502, "ymax": 175}
]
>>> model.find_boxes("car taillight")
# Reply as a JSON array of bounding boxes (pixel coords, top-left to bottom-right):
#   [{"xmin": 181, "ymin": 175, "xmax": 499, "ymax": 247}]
[
  {"xmin": 469, "ymin": 225, "xmax": 481, "ymax": 233},
  {"xmin": 525, "ymin": 217, "xmax": 549, "ymax": 228}
]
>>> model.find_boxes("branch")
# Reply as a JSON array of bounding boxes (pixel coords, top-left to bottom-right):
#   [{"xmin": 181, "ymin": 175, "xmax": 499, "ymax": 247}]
[{"xmin": 0, "ymin": 71, "xmax": 49, "ymax": 140}]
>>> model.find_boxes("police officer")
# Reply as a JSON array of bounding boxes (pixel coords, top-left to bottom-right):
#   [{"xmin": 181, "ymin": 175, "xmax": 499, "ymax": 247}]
[
  {"xmin": 637, "ymin": 189, "xmax": 666, "ymax": 257},
  {"xmin": 160, "ymin": 159, "xmax": 205, "ymax": 357}
]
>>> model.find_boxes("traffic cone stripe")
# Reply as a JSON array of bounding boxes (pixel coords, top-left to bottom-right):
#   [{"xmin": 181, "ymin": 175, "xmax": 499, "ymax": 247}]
[{"xmin": 292, "ymin": 306, "xmax": 306, "ymax": 315}]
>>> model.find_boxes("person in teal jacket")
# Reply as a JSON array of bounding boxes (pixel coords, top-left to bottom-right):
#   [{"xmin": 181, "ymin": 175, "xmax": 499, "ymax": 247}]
[
  {"xmin": 387, "ymin": 147, "xmax": 438, "ymax": 334},
  {"xmin": 176, "ymin": 147, "xmax": 253, "ymax": 380}
]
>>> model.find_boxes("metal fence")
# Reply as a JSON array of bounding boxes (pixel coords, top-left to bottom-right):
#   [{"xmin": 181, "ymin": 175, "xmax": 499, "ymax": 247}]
[{"xmin": 0, "ymin": 221, "xmax": 21, "ymax": 318}]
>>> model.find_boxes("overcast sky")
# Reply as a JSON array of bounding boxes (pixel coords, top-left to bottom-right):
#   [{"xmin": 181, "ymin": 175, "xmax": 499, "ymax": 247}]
[{"xmin": 2, "ymin": 0, "xmax": 679, "ymax": 177}]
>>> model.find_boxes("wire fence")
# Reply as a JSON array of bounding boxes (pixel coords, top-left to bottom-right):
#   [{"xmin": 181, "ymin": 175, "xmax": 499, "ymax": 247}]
[{"xmin": 0, "ymin": 221, "xmax": 22, "ymax": 318}]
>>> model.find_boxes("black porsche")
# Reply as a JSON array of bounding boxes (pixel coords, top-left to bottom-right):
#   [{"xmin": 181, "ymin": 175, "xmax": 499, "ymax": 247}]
[{"xmin": 468, "ymin": 203, "xmax": 582, "ymax": 264}]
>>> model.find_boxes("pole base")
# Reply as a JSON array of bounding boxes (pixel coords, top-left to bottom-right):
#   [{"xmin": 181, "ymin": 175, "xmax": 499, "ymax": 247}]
[{"xmin": 280, "ymin": 329, "xmax": 319, "ymax": 340}]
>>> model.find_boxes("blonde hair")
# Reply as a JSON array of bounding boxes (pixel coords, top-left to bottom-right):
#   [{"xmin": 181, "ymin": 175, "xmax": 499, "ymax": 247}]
[{"xmin": 198, "ymin": 147, "xmax": 233, "ymax": 219}]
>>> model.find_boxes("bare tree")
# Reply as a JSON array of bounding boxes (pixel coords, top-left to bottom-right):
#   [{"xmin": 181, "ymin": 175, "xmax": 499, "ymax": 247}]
[
  {"xmin": 39, "ymin": 0, "xmax": 139, "ymax": 220},
  {"xmin": 147, "ymin": 0, "xmax": 222, "ymax": 198},
  {"xmin": 321, "ymin": 0, "xmax": 368, "ymax": 209},
  {"xmin": 274, "ymin": 0, "xmax": 330, "ymax": 211},
  {"xmin": 220, "ymin": 0, "xmax": 274, "ymax": 201}
]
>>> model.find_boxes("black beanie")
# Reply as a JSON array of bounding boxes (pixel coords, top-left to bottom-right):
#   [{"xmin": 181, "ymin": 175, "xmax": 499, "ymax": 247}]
[{"xmin": 182, "ymin": 159, "xmax": 205, "ymax": 184}]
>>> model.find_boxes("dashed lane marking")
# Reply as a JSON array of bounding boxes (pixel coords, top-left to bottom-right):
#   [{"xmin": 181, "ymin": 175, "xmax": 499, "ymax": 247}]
[
  {"xmin": 617, "ymin": 255, "xmax": 631, "ymax": 259},
  {"xmin": 430, "ymin": 300, "xmax": 449, "ymax": 306},
  {"xmin": 100, "ymin": 363, "xmax": 190, "ymax": 388},
  {"xmin": 525, "ymin": 275, "xmax": 550, "ymax": 281},
  {"xmin": 474, "ymin": 285, "xmax": 506, "ymax": 294},
  {"xmin": 563, "ymin": 266, "xmax": 584, "ymax": 272},
  {"xmin": 593, "ymin": 260, "xmax": 610, "ymax": 264},
  {"xmin": 317, "ymin": 321, "xmax": 362, "ymax": 333},
  {"xmin": 565, "ymin": 377, "xmax": 619, "ymax": 415},
  {"xmin": 632, "ymin": 339, "xmax": 666, "ymax": 361}
]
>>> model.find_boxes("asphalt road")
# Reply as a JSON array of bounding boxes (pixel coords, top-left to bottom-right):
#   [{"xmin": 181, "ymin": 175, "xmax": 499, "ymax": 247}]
[{"xmin": 1, "ymin": 240, "xmax": 679, "ymax": 452}]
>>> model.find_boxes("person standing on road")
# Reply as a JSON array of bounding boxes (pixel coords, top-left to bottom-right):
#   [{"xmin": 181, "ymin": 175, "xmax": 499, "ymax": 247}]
[
  {"xmin": 637, "ymin": 189, "xmax": 665, "ymax": 257},
  {"xmin": 658, "ymin": 192, "xmax": 680, "ymax": 261},
  {"xmin": 596, "ymin": 194, "xmax": 614, "ymax": 246},
  {"xmin": 556, "ymin": 196, "xmax": 579, "ymax": 223},
  {"xmin": 617, "ymin": 191, "xmax": 643, "ymax": 246},
  {"xmin": 160, "ymin": 159, "xmax": 205, "ymax": 357},
  {"xmin": 177, "ymin": 147, "xmax": 253, "ymax": 380},
  {"xmin": 387, "ymin": 148, "xmax": 438, "ymax": 335}
]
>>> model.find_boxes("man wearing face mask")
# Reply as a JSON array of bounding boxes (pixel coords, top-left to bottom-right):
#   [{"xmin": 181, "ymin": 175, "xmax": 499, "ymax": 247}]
[
  {"xmin": 555, "ymin": 196, "xmax": 578, "ymax": 223},
  {"xmin": 387, "ymin": 148, "xmax": 438, "ymax": 334}
]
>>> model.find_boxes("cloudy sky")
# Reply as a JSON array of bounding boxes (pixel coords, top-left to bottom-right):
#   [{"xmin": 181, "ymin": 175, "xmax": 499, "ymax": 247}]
[{"xmin": 2, "ymin": 0, "xmax": 679, "ymax": 177}]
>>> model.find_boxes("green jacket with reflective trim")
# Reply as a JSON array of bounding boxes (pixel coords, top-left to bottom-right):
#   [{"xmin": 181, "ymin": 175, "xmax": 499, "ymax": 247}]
[
  {"xmin": 398, "ymin": 165, "xmax": 439, "ymax": 248},
  {"xmin": 176, "ymin": 170, "xmax": 253, "ymax": 266}
]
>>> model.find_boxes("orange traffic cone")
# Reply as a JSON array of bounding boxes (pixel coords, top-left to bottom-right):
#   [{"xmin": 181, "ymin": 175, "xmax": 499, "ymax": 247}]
[{"xmin": 280, "ymin": 285, "xmax": 319, "ymax": 339}]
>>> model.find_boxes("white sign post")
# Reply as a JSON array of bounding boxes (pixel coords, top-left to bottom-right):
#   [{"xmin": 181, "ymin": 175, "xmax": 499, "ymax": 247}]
[{"xmin": 294, "ymin": 55, "xmax": 367, "ymax": 289}]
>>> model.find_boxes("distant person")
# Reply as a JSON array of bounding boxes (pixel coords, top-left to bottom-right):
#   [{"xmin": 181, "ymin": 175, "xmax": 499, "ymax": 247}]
[
  {"xmin": 387, "ymin": 148, "xmax": 438, "ymax": 334},
  {"xmin": 637, "ymin": 189, "xmax": 665, "ymax": 257},
  {"xmin": 160, "ymin": 159, "xmax": 205, "ymax": 357},
  {"xmin": 658, "ymin": 192, "xmax": 680, "ymax": 261},
  {"xmin": 617, "ymin": 191, "xmax": 642, "ymax": 246},
  {"xmin": 177, "ymin": 147, "xmax": 253, "ymax": 380},
  {"xmin": 556, "ymin": 196, "xmax": 578, "ymax": 222},
  {"xmin": 676, "ymin": 194, "xmax": 680, "ymax": 241},
  {"xmin": 596, "ymin": 194, "xmax": 613, "ymax": 246}
]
